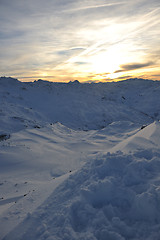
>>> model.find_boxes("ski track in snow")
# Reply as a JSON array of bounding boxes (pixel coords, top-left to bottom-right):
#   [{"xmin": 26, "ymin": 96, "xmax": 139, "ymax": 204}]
[{"xmin": 1, "ymin": 77, "xmax": 160, "ymax": 239}]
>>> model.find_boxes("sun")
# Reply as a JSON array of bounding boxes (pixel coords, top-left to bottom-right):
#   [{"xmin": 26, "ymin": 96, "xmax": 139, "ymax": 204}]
[{"xmin": 91, "ymin": 47, "xmax": 124, "ymax": 75}]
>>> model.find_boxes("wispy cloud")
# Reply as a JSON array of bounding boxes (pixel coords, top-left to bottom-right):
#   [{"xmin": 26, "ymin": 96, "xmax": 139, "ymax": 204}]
[
  {"xmin": 115, "ymin": 75, "xmax": 132, "ymax": 80},
  {"xmin": 62, "ymin": 5, "xmax": 160, "ymax": 70},
  {"xmin": 63, "ymin": 2, "xmax": 126, "ymax": 13},
  {"xmin": 115, "ymin": 62, "xmax": 154, "ymax": 73}
]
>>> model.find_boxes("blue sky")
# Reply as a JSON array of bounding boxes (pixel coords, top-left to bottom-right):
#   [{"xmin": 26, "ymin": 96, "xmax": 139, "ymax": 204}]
[{"xmin": 0, "ymin": 0, "xmax": 160, "ymax": 82}]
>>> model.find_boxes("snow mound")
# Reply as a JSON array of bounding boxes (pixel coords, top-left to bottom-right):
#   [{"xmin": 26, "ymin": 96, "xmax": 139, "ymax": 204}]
[
  {"xmin": 6, "ymin": 149, "xmax": 160, "ymax": 240},
  {"xmin": 111, "ymin": 121, "xmax": 160, "ymax": 153}
]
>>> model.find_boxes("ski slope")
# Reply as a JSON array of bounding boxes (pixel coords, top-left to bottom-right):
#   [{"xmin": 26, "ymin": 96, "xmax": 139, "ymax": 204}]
[{"xmin": 0, "ymin": 77, "xmax": 160, "ymax": 239}]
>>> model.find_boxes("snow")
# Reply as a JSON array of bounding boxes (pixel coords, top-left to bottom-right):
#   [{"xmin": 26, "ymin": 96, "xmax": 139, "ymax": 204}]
[{"xmin": 0, "ymin": 77, "xmax": 160, "ymax": 239}]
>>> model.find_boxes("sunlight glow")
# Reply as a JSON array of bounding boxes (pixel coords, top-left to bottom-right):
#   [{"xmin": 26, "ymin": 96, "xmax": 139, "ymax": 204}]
[
  {"xmin": 41, "ymin": 72, "xmax": 48, "ymax": 77},
  {"xmin": 90, "ymin": 45, "xmax": 129, "ymax": 75},
  {"xmin": 88, "ymin": 41, "xmax": 149, "ymax": 79},
  {"xmin": 91, "ymin": 49, "xmax": 121, "ymax": 74}
]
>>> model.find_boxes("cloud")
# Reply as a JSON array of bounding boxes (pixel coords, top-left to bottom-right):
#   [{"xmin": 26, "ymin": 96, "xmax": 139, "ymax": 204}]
[
  {"xmin": 74, "ymin": 62, "xmax": 89, "ymax": 65},
  {"xmin": 114, "ymin": 62, "xmax": 154, "ymax": 73},
  {"xmin": 87, "ymin": 73, "xmax": 109, "ymax": 78},
  {"xmin": 63, "ymin": 2, "xmax": 126, "ymax": 13},
  {"xmin": 56, "ymin": 48, "xmax": 86, "ymax": 56},
  {"xmin": 70, "ymin": 47, "xmax": 86, "ymax": 51},
  {"xmin": 152, "ymin": 74, "xmax": 160, "ymax": 77},
  {"xmin": 115, "ymin": 75, "xmax": 132, "ymax": 80}
]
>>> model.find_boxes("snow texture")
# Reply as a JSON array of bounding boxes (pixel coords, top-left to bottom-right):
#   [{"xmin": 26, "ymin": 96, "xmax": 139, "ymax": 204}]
[{"xmin": 1, "ymin": 77, "xmax": 160, "ymax": 240}]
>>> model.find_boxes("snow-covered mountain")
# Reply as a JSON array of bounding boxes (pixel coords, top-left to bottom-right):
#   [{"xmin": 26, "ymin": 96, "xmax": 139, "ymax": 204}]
[
  {"xmin": 1, "ymin": 77, "xmax": 159, "ymax": 133},
  {"xmin": 0, "ymin": 77, "xmax": 160, "ymax": 240}
]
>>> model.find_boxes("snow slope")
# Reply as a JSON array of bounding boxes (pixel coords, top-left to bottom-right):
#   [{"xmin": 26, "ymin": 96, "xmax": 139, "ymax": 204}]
[
  {"xmin": 1, "ymin": 77, "xmax": 160, "ymax": 239},
  {"xmin": 0, "ymin": 77, "xmax": 158, "ymax": 133}
]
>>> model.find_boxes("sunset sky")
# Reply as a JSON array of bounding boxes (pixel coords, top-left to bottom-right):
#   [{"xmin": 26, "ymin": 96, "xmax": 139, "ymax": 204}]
[{"xmin": 0, "ymin": 0, "xmax": 160, "ymax": 82}]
